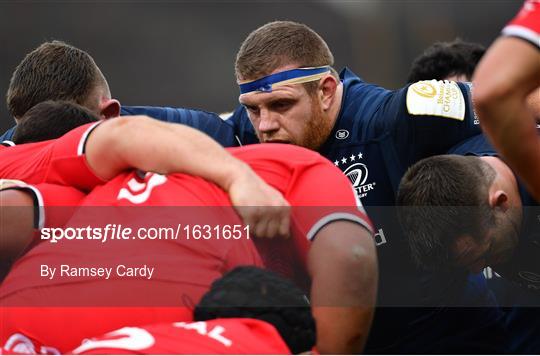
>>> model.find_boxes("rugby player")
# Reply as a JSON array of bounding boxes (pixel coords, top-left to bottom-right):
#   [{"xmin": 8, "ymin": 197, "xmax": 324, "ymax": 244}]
[
  {"xmin": 474, "ymin": 0, "xmax": 540, "ymax": 201},
  {"xmin": 69, "ymin": 267, "xmax": 316, "ymax": 354},
  {"xmin": 0, "ymin": 112, "xmax": 291, "ymax": 262},
  {"xmin": 0, "ymin": 41, "xmax": 235, "ymax": 146},
  {"xmin": 397, "ymin": 134, "xmax": 540, "ymax": 352},
  {"xmin": 222, "ymin": 20, "xmax": 506, "ymax": 353},
  {"xmin": 0, "ymin": 41, "xmax": 120, "ymax": 141},
  {"xmin": 0, "ymin": 108, "xmax": 375, "ymax": 354},
  {"xmin": 407, "ymin": 38, "xmax": 485, "ymax": 83},
  {"xmin": 0, "ymin": 22, "xmax": 508, "ymax": 352},
  {"xmin": 21, "ymin": 21, "xmax": 505, "ymax": 353}
]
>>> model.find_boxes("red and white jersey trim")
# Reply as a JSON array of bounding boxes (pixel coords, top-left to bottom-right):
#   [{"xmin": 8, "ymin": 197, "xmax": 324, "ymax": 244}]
[
  {"xmin": 503, "ymin": 25, "xmax": 540, "ymax": 48},
  {"xmin": 0, "ymin": 179, "xmax": 45, "ymax": 229},
  {"xmin": 502, "ymin": 0, "xmax": 540, "ymax": 49},
  {"xmin": 77, "ymin": 121, "xmax": 102, "ymax": 156}
]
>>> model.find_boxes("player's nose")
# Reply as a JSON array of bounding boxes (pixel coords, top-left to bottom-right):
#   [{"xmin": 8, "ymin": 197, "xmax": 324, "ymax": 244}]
[{"xmin": 258, "ymin": 109, "xmax": 280, "ymax": 133}]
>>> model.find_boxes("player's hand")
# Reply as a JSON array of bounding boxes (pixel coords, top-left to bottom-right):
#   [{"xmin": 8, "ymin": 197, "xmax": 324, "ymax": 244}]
[{"xmin": 226, "ymin": 167, "xmax": 291, "ymax": 239}]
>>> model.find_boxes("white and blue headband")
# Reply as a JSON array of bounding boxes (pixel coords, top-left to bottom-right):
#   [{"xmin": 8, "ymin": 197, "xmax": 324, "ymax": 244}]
[{"xmin": 238, "ymin": 66, "xmax": 332, "ymax": 95}]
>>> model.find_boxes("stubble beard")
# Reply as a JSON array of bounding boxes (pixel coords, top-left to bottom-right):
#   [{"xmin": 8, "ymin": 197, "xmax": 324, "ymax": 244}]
[{"xmin": 300, "ymin": 100, "xmax": 333, "ymax": 151}]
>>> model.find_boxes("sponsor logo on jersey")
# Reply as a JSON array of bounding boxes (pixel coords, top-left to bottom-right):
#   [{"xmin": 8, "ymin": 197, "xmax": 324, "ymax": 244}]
[
  {"xmin": 411, "ymin": 82, "xmax": 437, "ymax": 98},
  {"xmin": 406, "ymin": 80, "xmax": 466, "ymax": 121},
  {"xmin": 117, "ymin": 173, "xmax": 167, "ymax": 204},
  {"xmin": 374, "ymin": 228, "xmax": 387, "ymax": 246},
  {"xmin": 335, "ymin": 129, "xmax": 350, "ymax": 140},
  {"xmin": 333, "ymin": 152, "xmax": 387, "ymax": 245},
  {"xmin": 3, "ymin": 333, "xmax": 60, "ymax": 355},
  {"xmin": 334, "ymin": 152, "xmax": 376, "ymax": 199}
]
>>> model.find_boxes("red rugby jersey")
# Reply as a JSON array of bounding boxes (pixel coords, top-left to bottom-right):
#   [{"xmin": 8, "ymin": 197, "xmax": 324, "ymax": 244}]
[
  {"xmin": 71, "ymin": 318, "xmax": 290, "ymax": 354},
  {"xmin": 0, "ymin": 122, "xmax": 104, "ymax": 191}
]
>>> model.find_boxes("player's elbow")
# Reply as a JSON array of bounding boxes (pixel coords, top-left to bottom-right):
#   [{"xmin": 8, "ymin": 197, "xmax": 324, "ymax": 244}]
[
  {"xmin": 311, "ymin": 221, "xmax": 378, "ymax": 284},
  {"xmin": 473, "ymin": 79, "xmax": 526, "ymax": 123},
  {"xmin": 473, "ymin": 84, "xmax": 510, "ymax": 112}
]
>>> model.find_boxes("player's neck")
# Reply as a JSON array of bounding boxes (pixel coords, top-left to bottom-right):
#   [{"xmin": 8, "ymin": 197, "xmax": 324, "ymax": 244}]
[{"xmin": 328, "ymin": 82, "xmax": 344, "ymax": 130}]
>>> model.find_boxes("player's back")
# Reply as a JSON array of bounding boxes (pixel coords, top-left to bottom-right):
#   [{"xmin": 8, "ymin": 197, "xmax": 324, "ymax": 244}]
[
  {"xmin": 0, "ymin": 143, "xmax": 367, "ymax": 353},
  {"xmin": 0, "ymin": 167, "xmax": 262, "ymax": 352},
  {"xmin": 71, "ymin": 318, "xmax": 291, "ymax": 354}
]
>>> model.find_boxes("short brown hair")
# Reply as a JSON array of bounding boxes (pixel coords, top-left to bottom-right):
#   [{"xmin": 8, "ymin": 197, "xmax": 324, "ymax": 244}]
[
  {"xmin": 7, "ymin": 41, "xmax": 106, "ymax": 119},
  {"xmin": 397, "ymin": 155, "xmax": 496, "ymax": 270},
  {"xmin": 235, "ymin": 21, "xmax": 335, "ymax": 83}
]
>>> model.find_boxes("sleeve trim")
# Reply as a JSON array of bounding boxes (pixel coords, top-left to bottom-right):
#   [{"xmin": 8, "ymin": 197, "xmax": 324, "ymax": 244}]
[
  {"xmin": 306, "ymin": 212, "xmax": 373, "ymax": 241},
  {"xmin": 0, "ymin": 183, "xmax": 45, "ymax": 229},
  {"xmin": 77, "ymin": 121, "xmax": 103, "ymax": 156},
  {"xmin": 502, "ymin": 25, "xmax": 540, "ymax": 49}
]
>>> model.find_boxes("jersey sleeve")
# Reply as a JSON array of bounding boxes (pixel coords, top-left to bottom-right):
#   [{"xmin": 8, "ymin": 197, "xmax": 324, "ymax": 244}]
[
  {"xmin": 121, "ymin": 106, "xmax": 239, "ymax": 147},
  {"xmin": 502, "ymin": 0, "xmax": 540, "ymax": 49},
  {"xmin": 0, "ymin": 181, "xmax": 84, "ymax": 230},
  {"xmin": 284, "ymin": 154, "xmax": 374, "ymax": 241},
  {"xmin": 44, "ymin": 122, "xmax": 106, "ymax": 191},
  {"xmin": 378, "ymin": 80, "xmax": 482, "ymax": 164},
  {"xmin": 0, "ymin": 123, "xmax": 105, "ymax": 191}
]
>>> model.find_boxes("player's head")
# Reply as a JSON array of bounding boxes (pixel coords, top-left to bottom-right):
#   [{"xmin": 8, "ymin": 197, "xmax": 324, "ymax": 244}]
[
  {"xmin": 407, "ymin": 38, "xmax": 486, "ymax": 83},
  {"xmin": 236, "ymin": 21, "xmax": 341, "ymax": 150},
  {"xmin": 7, "ymin": 41, "xmax": 120, "ymax": 122},
  {"xmin": 397, "ymin": 154, "xmax": 522, "ymax": 273},
  {"xmin": 194, "ymin": 266, "xmax": 315, "ymax": 354},
  {"xmin": 12, "ymin": 101, "xmax": 99, "ymax": 144}
]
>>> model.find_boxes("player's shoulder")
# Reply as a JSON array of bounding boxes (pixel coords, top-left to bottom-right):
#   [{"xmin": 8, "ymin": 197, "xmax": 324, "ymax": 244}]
[
  {"xmin": 229, "ymin": 143, "xmax": 327, "ymax": 165},
  {"xmin": 447, "ymin": 134, "xmax": 497, "ymax": 156},
  {"xmin": 121, "ymin": 105, "xmax": 223, "ymax": 122}
]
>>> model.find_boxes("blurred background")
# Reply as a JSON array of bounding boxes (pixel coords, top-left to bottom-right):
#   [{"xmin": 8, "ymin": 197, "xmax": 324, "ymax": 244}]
[{"xmin": 0, "ymin": 0, "xmax": 522, "ymax": 132}]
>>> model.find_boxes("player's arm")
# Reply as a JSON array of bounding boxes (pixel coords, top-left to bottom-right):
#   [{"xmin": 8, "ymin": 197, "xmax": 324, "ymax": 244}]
[
  {"xmin": 0, "ymin": 189, "xmax": 35, "ymax": 264},
  {"xmin": 473, "ymin": 36, "xmax": 540, "ymax": 200},
  {"xmin": 0, "ymin": 182, "xmax": 86, "ymax": 265},
  {"xmin": 85, "ymin": 116, "xmax": 290, "ymax": 238},
  {"xmin": 308, "ymin": 221, "xmax": 377, "ymax": 354}
]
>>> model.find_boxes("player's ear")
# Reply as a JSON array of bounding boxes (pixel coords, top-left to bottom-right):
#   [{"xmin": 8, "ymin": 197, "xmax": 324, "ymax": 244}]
[
  {"xmin": 318, "ymin": 75, "xmax": 339, "ymax": 111},
  {"xmin": 489, "ymin": 189, "xmax": 509, "ymax": 212},
  {"xmin": 99, "ymin": 98, "xmax": 121, "ymax": 119}
]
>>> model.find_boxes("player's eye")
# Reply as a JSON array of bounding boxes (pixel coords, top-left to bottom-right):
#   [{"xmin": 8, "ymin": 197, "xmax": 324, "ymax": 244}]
[
  {"xmin": 244, "ymin": 105, "xmax": 260, "ymax": 115},
  {"xmin": 270, "ymin": 100, "xmax": 294, "ymax": 112}
]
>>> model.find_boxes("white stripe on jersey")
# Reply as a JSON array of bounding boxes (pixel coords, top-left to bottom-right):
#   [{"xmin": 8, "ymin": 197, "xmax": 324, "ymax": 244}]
[{"xmin": 306, "ymin": 212, "xmax": 372, "ymax": 241}]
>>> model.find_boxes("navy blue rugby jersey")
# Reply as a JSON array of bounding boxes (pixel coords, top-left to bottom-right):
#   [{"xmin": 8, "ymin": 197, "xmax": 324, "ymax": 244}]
[
  {"xmin": 0, "ymin": 107, "xmax": 238, "ymax": 147},
  {"xmin": 120, "ymin": 106, "xmax": 238, "ymax": 147},
  {"xmin": 0, "ymin": 126, "xmax": 15, "ymax": 142},
  {"xmin": 230, "ymin": 68, "xmax": 483, "ymax": 301}
]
